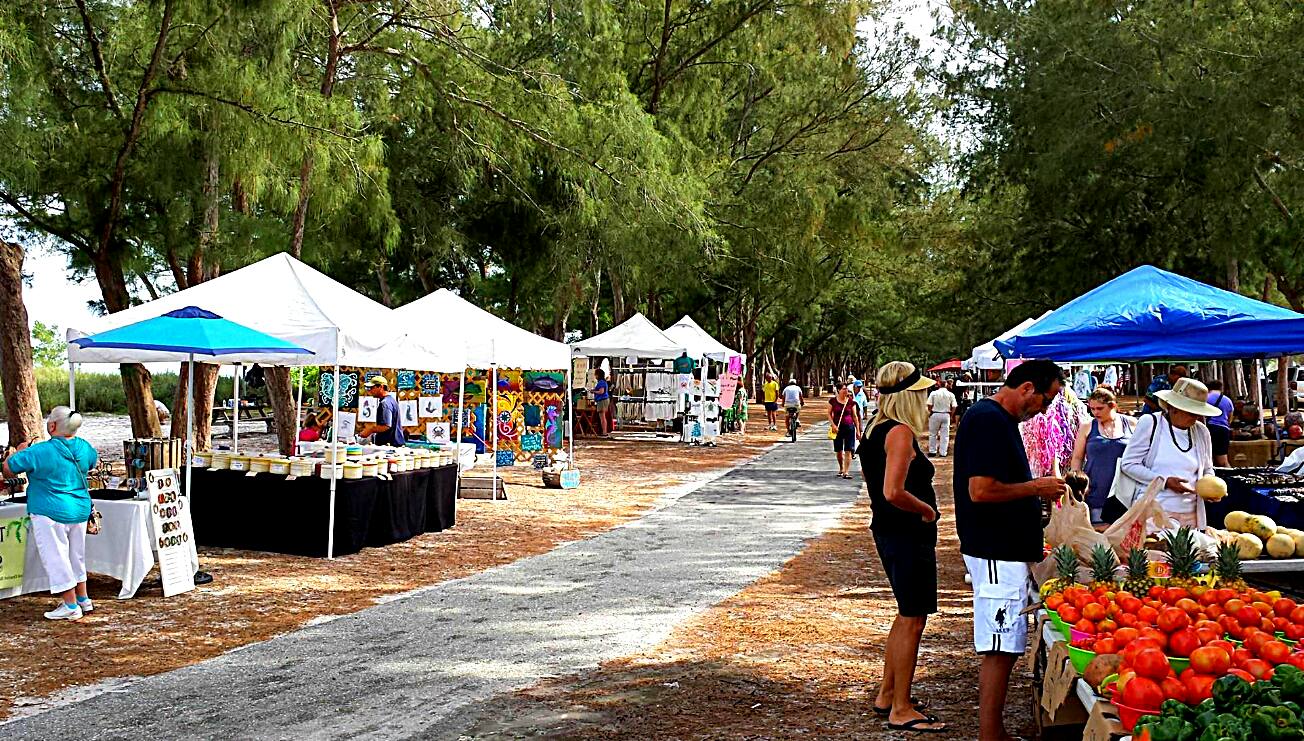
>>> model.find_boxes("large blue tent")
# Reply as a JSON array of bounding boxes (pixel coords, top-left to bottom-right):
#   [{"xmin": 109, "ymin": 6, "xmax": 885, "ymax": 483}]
[
  {"xmin": 994, "ymin": 265, "xmax": 1304, "ymax": 361},
  {"xmin": 71, "ymin": 306, "xmax": 312, "ymax": 357}
]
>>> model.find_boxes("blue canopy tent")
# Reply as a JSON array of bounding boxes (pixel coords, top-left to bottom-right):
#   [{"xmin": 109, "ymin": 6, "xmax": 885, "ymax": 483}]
[
  {"xmin": 994, "ymin": 266, "xmax": 1304, "ymax": 362},
  {"xmin": 71, "ymin": 306, "xmax": 313, "ymax": 515}
]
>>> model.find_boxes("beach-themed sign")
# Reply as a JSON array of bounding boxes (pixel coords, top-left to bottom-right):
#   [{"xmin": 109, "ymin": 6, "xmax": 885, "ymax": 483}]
[
  {"xmin": 495, "ymin": 450, "xmax": 516, "ymax": 466},
  {"xmin": 524, "ymin": 371, "xmax": 565, "ymax": 392},
  {"xmin": 426, "ymin": 422, "xmax": 451, "ymax": 444},
  {"xmin": 318, "ymin": 371, "xmax": 359, "ymax": 409},
  {"xmin": 421, "ymin": 373, "xmax": 442, "ymax": 394},
  {"xmin": 420, "ymin": 396, "xmax": 442, "ymax": 419},
  {"xmin": 335, "ymin": 411, "xmax": 357, "ymax": 441},
  {"xmin": 0, "ymin": 515, "xmax": 29, "ymax": 590},
  {"xmin": 145, "ymin": 469, "xmax": 195, "ymax": 597},
  {"xmin": 358, "ymin": 395, "xmax": 378, "ymax": 423},
  {"xmin": 399, "ymin": 399, "xmax": 419, "ymax": 427},
  {"xmin": 396, "ymin": 370, "xmax": 417, "ymax": 390}
]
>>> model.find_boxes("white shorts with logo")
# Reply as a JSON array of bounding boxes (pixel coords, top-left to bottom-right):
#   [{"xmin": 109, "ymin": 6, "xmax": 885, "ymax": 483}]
[{"xmin": 963, "ymin": 555, "xmax": 1034, "ymax": 655}]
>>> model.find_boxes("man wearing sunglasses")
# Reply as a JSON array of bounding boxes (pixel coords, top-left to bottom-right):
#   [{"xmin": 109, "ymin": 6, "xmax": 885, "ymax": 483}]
[{"xmin": 953, "ymin": 359, "xmax": 1069, "ymax": 741}]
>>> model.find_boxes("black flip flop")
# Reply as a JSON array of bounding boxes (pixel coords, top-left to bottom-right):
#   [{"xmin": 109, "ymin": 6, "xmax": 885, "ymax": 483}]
[
  {"xmin": 885, "ymin": 717, "xmax": 947, "ymax": 733},
  {"xmin": 872, "ymin": 698, "xmax": 929, "ymax": 716}
]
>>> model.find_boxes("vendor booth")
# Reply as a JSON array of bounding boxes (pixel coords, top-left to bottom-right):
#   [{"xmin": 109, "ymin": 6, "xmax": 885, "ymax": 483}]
[
  {"xmin": 570, "ymin": 314, "xmax": 685, "ymax": 437},
  {"xmin": 394, "ymin": 289, "xmax": 574, "ymax": 496},
  {"xmin": 663, "ymin": 316, "xmax": 746, "ymax": 442},
  {"xmin": 64, "ymin": 253, "xmax": 466, "ymax": 560}
]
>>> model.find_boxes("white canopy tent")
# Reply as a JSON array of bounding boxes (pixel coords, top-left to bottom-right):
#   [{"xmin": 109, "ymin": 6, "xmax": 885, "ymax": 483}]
[
  {"xmin": 964, "ymin": 312, "xmax": 1051, "ymax": 372},
  {"xmin": 662, "ymin": 315, "xmax": 743, "ymax": 363},
  {"xmin": 65, "ymin": 252, "xmax": 466, "ymax": 558},
  {"xmin": 571, "ymin": 313, "xmax": 684, "ymax": 359},
  {"xmin": 394, "ymin": 289, "xmax": 574, "ymax": 494}
]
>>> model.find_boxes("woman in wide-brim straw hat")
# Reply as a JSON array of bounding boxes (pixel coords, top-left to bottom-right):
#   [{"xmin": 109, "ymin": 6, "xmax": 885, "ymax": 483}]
[{"xmin": 1119, "ymin": 377, "xmax": 1219, "ymax": 529}]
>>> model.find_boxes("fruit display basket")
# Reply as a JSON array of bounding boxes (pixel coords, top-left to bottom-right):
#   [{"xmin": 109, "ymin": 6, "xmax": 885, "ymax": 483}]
[{"xmin": 1067, "ymin": 644, "xmax": 1096, "ymax": 674}]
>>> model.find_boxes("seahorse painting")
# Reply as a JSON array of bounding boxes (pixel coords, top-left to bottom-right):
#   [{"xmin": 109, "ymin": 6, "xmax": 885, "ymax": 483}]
[{"xmin": 544, "ymin": 402, "xmax": 563, "ymax": 450}]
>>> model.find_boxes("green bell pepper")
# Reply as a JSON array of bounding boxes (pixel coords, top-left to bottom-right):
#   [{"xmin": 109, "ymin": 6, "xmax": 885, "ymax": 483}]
[
  {"xmin": 1196, "ymin": 714, "xmax": 1251, "ymax": 741},
  {"xmin": 1275, "ymin": 665, "xmax": 1304, "ymax": 703},
  {"xmin": 1137, "ymin": 714, "xmax": 1197, "ymax": 741},
  {"xmin": 1212, "ymin": 675, "xmax": 1252, "ymax": 711},
  {"xmin": 1247, "ymin": 705, "xmax": 1303, "ymax": 740},
  {"xmin": 1249, "ymin": 681, "xmax": 1285, "ymax": 707},
  {"xmin": 1163, "ymin": 698, "xmax": 1197, "ymax": 722}
]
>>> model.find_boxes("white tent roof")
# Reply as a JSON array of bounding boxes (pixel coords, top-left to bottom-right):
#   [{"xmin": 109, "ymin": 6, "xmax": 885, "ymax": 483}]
[
  {"xmin": 67, "ymin": 253, "xmax": 463, "ymax": 370},
  {"xmin": 571, "ymin": 312, "xmax": 684, "ymax": 360},
  {"xmin": 965, "ymin": 312, "xmax": 1051, "ymax": 371},
  {"xmin": 393, "ymin": 289, "xmax": 569, "ymax": 370},
  {"xmin": 662, "ymin": 315, "xmax": 741, "ymax": 362}
]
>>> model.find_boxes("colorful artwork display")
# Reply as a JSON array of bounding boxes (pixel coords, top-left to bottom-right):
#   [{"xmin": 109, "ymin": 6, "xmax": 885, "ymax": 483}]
[
  {"xmin": 396, "ymin": 370, "xmax": 417, "ymax": 390},
  {"xmin": 318, "ymin": 370, "xmax": 359, "ymax": 409}
]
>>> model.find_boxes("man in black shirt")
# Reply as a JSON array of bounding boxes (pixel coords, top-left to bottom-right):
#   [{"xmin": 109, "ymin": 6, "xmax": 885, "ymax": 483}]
[{"xmin": 953, "ymin": 359, "xmax": 1068, "ymax": 741}]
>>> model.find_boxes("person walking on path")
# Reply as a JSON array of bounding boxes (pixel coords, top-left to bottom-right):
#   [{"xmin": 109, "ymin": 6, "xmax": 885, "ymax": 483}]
[
  {"xmin": 1205, "ymin": 379, "xmax": 1234, "ymax": 467},
  {"xmin": 762, "ymin": 374, "xmax": 781, "ymax": 431},
  {"xmin": 1070, "ymin": 387, "xmax": 1135, "ymax": 526},
  {"xmin": 829, "ymin": 381, "xmax": 862, "ymax": 478},
  {"xmin": 852, "ymin": 378, "xmax": 871, "ymax": 432},
  {"xmin": 926, "ymin": 380, "xmax": 957, "ymax": 456},
  {"xmin": 860, "ymin": 362, "xmax": 946, "ymax": 734},
  {"xmin": 2, "ymin": 407, "xmax": 99, "ymax": 621},
  {"xmin": 953, "ymin": 360, "xmax": 1069, "ymax": 741}
]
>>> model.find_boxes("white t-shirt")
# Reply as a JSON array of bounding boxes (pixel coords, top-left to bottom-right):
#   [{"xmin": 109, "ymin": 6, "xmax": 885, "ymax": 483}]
[
  {"xmin": 1151, "ymin": 424, "xmax": 1202, "ymax": 515},
  {"xmin": 782, "ymin": 384, "xmax": 803, "ymax": 407},
  {"xmin": 927, "ymin": 387, "xmax": 956, "ymax": 414}
]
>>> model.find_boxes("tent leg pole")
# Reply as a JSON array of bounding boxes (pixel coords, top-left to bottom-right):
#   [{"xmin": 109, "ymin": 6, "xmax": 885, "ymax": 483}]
[
  {"xmin": 232, "ymin": 363, "xmax": 242, "ymax": 454},
  {"xmin": 455, "ymin": 369, "xmax": 465, "ymax": 497},
  {"xmin": 68, "ymin": 361, "xmax": 76, "ymax": 411},
  {"xmin": 295, "ymin": 367, "xmax": 304, "ymax": 454},
  {"xmin": 566, "ymin": 366, "xmax": 574, "ymax": 468},
  {"xmin": 186, "ymin": 354, "xmax": 194, "ymax": 497},
  {"xmin": 328, "ymin": 363, "xmax": 340, "ymax": 560},
  {"xmin": 491, "ymin": 363, "xmax": 498, "ymax": 501}
]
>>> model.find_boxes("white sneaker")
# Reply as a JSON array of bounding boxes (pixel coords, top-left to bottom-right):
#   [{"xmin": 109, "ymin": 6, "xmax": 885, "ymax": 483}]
[
  {"xmin": 77, "ymin": 598, "xmax": 94, "ymax": 613},
  {"xmin": 44, "ymin": 603, "xmax": 83, "ymax": 621}
]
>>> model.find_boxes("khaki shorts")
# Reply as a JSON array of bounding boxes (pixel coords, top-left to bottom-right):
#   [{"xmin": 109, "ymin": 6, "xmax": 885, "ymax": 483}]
[{"xmin": 595, "ymin": 398, "xmax": 610, "ymax": 412}]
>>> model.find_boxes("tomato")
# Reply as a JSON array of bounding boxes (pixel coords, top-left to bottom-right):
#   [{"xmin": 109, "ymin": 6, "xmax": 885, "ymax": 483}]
[
  {"xmin": 1148, "ymin": 586, "xmax": 1165, "ymax": 599},
  {"xmin": 1246, "ymin": 631, "xmax": 1273, "ymax": 656},
  {"xmin": 1195, "ymin": 627, "xmax": 1221, "ymax": 645},
  {"xmin": 1160, "ymin": 676, "xmax": 1187, "ymax": 703},
  {"xmin": 1206, "ymin": 639, "xmax": 1237, "ymax": 656},
  {"xmin": 1189, "ymin": 646, "xmax": 1232, "ymax": 675},
  {"xmin": 1157, "ymin": 607, "xmax": 1191, "ymax": 633},
  {"xmin": 1287, "ymin": 624, "xmax": 1304, "ymax": 642},
  {"xmin": 1133, "ymin": 648, "xmax": 1172, "ymax": 680},
  {"xmin": 1117, "ymin": 668, "xmax": 1137, "ymax": 694},
  {"xmin": 1118, "ymin": 613, "xmax": 1139, "ymax": 628},
  {"xmin": 1094, "ymin": 637, "xmax": 1119, "ymax": 655},
  {"xmin": 1262, "ymin": 617, "xmax": 1278, "ymax": 633},
  {"xmin": 1168, "ymin": 627, "xmax": 1202, "ymax": 658},
  {"xmin": 1289, "ymin": 653, "xmax": 1304, "ymax": 672},
  {"xmin": 1243, "ymin": 658, "xmax": 1275, "ymax": 681},
  {"xmin": 1198, "ymin": 590, "xmax": 1221, "ymax": 606},
  {"xmin": 1122, "ymin": 638, "xmax": 1164, "ymax": 667},
  {"xmin": 1227, "ymin": 668, "xmax": 1256, "ymax": 683},
  {"xmin": 1274, "ymin": 598, "xmax": 1298, "ymax": 618},
  {"xmin": 1253, "ymin": 600, "xmax": 1275, "ymax": 616},
  {"xmin": 1082, "ymin": 603, "xmax": 1107, "ymax": 622},
  {"xmin": 1074, "ymin": 619, "xmax": 1097, "ymax": 635},
  {"xmin": 1163, "ymin": 587, "xmax": 1188, "ymax": 605},
  {"xmin": 1290, "ymin": 606, "xmax": 1304, "ymax": 625},
  {"xmin": 1274, "ymin": 617, "xmax": 1291, "ymax": 632},
  {"xmin": 1205, "ymin": 604, "xmax": 1224, "ymax": 620},
  {"xmin": 1236, "ymin": 606, "xmax": 1262, "ymax": 627},
  {"xmin": 1220, "ymin": 616, "xmax": 1244, "ymax": 640},
  {"xmin": 1232, "ymin": 648, "xmax": 1254, "ymax": 667},
  {"xmin": 1183, "ymin": 673, "xmax": 1216, "ymax": 703},
  {"xmin": 1260, "ymin": 640, "xmax": 1292, "ymax": 665},
  {"xmin": 1114, "ymin": 627, "xmax": 1141, "ymax": 647},
  {"xmin": 1137, "ymin": 605, "xmax": 1160, "ymax": 624},
  {"xmin": 1139, "ymin": 628, "xmax": 1169, "ymax": 651},
  {"xmin": 1098, "ymin": 618, "xmax": 1119, "ymax": 633},
  {"xmin": 1225, "ymin": 598, "xmax": 1246, "ymax": 614},
  {"xmin": 1057, "ymin": 605, "xmax": 1081, "ymax": 624},
  {"xmin": 1123, "ymin": 676, "xmax": 1165, "ymax": 710},
  {"xmin": 1175, "ymin": 598, "xmax": 1199, "ymax": 614},
  {"xmin": 1120, "ymin": 596, "xmax": 1143, "ymax": 614},
  {"xmin": 1074, "ymin": 594, "xmax": 1094, "ymax": 610}
]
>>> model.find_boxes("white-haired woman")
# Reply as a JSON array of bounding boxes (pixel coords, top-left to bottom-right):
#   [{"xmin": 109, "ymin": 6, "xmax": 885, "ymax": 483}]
[
  {"xmin": 2, "ymin": 407, "xmax": 98, "ymax": 620},
  {"xmin": 859, "ymin": 362, "xmax": 945, "ymax": 733}
]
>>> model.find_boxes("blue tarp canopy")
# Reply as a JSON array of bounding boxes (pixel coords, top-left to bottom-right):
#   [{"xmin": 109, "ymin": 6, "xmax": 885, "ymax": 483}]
[
  {"xmin": 994, "ymin": 265, "xmax": 1304, "ymax": 362},
  {"xmin": 71, "ymin": 306, "xmax": 313, "ymax": 359}
]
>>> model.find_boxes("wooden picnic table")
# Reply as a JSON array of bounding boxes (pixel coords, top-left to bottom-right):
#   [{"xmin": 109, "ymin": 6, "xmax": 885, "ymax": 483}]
[{"xmin": 211, "ymin": 405, "xmax": 276, "ymax": 437}]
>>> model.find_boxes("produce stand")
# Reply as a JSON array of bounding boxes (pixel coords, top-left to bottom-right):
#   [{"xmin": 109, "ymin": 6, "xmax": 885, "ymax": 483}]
[
  {"xmin": 1033, "ymin": 615, "xmax": 1131, "ymax": 740},
  {"xmin": 1210, "ymin": 468, "xmax": 1304, "ymax": 531}
]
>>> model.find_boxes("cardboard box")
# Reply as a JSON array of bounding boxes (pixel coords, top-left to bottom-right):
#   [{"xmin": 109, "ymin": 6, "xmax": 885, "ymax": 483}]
[
  {"xmin": 1082, "ymin": 694, "xmax": 1127, "ymax": 741},
  {"xmin": 1040, "ymin": 641, "xmax": 1090, "ymax": 725},
  {"xmin": 1229, "ymin": 439, "xmax": 1274, "ymax": 467}
]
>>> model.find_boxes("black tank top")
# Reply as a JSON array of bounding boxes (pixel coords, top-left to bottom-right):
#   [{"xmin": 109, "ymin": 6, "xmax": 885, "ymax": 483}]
[{"xmin": 859, "ymin": 419, "xmax": 937, "ymax": 534}]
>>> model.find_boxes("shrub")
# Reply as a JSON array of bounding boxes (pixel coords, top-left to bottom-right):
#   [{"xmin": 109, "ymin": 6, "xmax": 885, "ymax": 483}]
[{"xmin": 0, "ymin": 368, "xmax": 234, "ymax": 416}]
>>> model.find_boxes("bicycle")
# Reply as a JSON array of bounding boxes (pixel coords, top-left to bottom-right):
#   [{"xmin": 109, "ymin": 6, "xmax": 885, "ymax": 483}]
[{"xmin": 785, "ymin": 407, "xmax": 801, "ymax": 443}]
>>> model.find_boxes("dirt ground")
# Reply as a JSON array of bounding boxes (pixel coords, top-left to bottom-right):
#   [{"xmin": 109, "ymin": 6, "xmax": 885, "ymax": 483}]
[
  {"xmin": 0, "ymin": 403, "xmax": 830, "ymax": 721},
  {"xmin": 458, "ymin": 449, "xmax": 1039, "ymax": 739}
]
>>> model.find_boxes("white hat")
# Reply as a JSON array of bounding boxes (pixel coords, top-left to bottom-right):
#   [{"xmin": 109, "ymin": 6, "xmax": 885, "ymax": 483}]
[{"xmin": 1156, "ymin": 378, "xmax": 1221, "ymax": 417}]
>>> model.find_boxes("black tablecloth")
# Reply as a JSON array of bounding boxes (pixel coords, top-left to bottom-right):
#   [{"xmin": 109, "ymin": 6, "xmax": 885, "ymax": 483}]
[{"xmin": 189, "ymin": 465, "xmax": 458, "ymax": 557}]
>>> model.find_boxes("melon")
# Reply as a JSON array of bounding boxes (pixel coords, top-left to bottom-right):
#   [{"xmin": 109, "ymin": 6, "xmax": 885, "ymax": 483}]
[
  {"xmin": 1224, "ymin": 511, "xmax": 1252, "ymax": 533},
  {"xmin": 1246, "ymin": 515, "xmax": 1279, "ymax": 540},
  {"xmin": 1267, "ymin": 533, "xmax": 1296, "ymax": 559},
  {"xmin": 1286, "ymin": 529, "xmax": 1304, "ymax": 557},
  {"xmin": 1195, "ymin": 476, "xmax": 1227, "ymax": 502},
  {"xmin": 1236, "ymin": 532, "xmax": 1264, "ymax": 560}
]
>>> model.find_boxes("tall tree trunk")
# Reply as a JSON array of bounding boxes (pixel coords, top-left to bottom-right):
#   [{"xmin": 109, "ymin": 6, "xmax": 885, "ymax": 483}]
[
  {"xmin": 0, "ymin": 240, "xmax": 44, "ymax": 447},
  {"xmin": 610, "ymin": 270, "xmax": 627, "ymax": 323},
  {"xmin": 92, "ymin": 247, "xmax": 161, "ymax": 437},
  {"xmin": 1277, "ymin": 356, "xmax": 1290, "ymax": 417},
  {"xmin": 289, "ymin": 153, "xmax": 314, "ymax": 258},
  {"xmin": 1223, "ymin": 257, "xmax": 1248, "ymax": 399},
  {"xmin": 262, "ymin": 366, "xmax": 298, "ymax": 456},
  {"xmin": 377, "ymin": 260, "xmax": 393, "ymax": 307},
  {"xmin": 172, "ymin": 362, "xmax": 220, "ymax": 450},
  {"xmin": 590, "ymin": 267, "xmax": 603, "ymax": 336}
]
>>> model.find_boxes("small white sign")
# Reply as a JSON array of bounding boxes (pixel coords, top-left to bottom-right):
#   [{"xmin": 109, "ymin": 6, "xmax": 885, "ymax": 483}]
[
  {"xmin": 426, "ymin": 421, "xmax": 451, "ymax": 444},
  {"xmin": 357, "ymin": 396, "xmax": 378, "ymax": 423},
  {"xmin": 145, "ymin": 469, "xmax": 195, "ymax": 597},
  {"xmin": 335, "ymin": 411, "xmax": 357, "ymax": 441},
  {"xmin": 420, "ymin": 395, "xmax": 442, "ymax": 419},
  {"xmin": 399, "ymin": 399, "xmax": 419, "ymax": 427}
]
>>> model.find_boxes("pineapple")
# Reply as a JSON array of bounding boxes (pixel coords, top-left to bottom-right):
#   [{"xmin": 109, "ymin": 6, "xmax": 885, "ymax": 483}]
[
  {"xmin": 1089, "ymin": 544, "xmax": 1119, "ymax": 592},
  {"xmin": 1213, "ymin": 542, "xmax": 1247, "ymax": 592},
  {"xmin": 1123, "ymin": 547, "xmax": 1153, "ymax": 595},
  {"xmin": 1162, "ymin": 526, "xmax": 1200, "ymax": 590},
  {"xmin": 1041, "ymin": 544, "xmax": 1079, "ymax": 596}
]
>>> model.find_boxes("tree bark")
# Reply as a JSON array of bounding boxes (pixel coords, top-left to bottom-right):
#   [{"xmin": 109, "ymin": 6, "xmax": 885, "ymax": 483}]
[
  {"xmin": 1277, "ymin": 355, "xmax": 1290, "ymax": 417},
  {"xmin": 0, "ymin": 240, "xmax": 44, "ymax": 447},
  {"xmin": 610, "ymin": 270, "xmax": 627, "ymax": 323},
  {"xmin": 171, "ymin": 362, "xmax": 220, "ymax": 450},
  {"xmin": 120, "ymin": 363, "xmax": 161, "ymax": 438},
  {"xmin": 262, "ymin": 366, "xmax": 298, "ymax": 456},
  {"xmin": 1223, "ymin": 257, "xmax": 1248, "ymax": 399}
]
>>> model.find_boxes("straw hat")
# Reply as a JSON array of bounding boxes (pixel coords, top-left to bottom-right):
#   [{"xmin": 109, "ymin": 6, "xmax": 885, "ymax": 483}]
[{"xmin": 1155, "ymin": 378, "xmax": 1221, "ymax": 417}]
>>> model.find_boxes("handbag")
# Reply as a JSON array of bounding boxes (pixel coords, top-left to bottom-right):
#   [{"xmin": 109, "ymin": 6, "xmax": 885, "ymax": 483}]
[
  {"xmin": 828, "ymin": 397, "xmax": 852, "ymax": 439},
  {"xmin": 53, "ymin": 438, "xmax": 101, "ymax": 535},
  {"xmin": 1108, "ymin": 414, "xmax": 1158, "ymax": 506}
]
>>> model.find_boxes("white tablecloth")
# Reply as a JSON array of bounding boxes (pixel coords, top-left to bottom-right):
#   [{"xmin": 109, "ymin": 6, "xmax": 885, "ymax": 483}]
[{"xmin": 0, "ymin": 498, "xmax": 198, "ymax": 599}]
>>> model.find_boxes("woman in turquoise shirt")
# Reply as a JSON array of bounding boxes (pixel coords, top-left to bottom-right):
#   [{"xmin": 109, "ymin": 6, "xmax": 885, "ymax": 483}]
[{"xmin": 3, "ymin": 407, "xmax": 98, "ymax": 621}]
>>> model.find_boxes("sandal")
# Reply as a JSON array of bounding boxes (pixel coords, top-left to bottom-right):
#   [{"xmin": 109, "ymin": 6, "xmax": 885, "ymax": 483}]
[
  {"xmin": 872, "ymin": 698, "xmax": 929, "ymax": 716},
  {"xmin": 885, "ymin": 717, "xmax": 946, "ymax": 734}
]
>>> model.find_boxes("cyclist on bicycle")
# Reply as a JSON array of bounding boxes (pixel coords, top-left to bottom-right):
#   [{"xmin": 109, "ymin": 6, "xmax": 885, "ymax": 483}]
[{"xmin": 782, "ymin": 377, "xmax": 804, "ymax": 431}]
